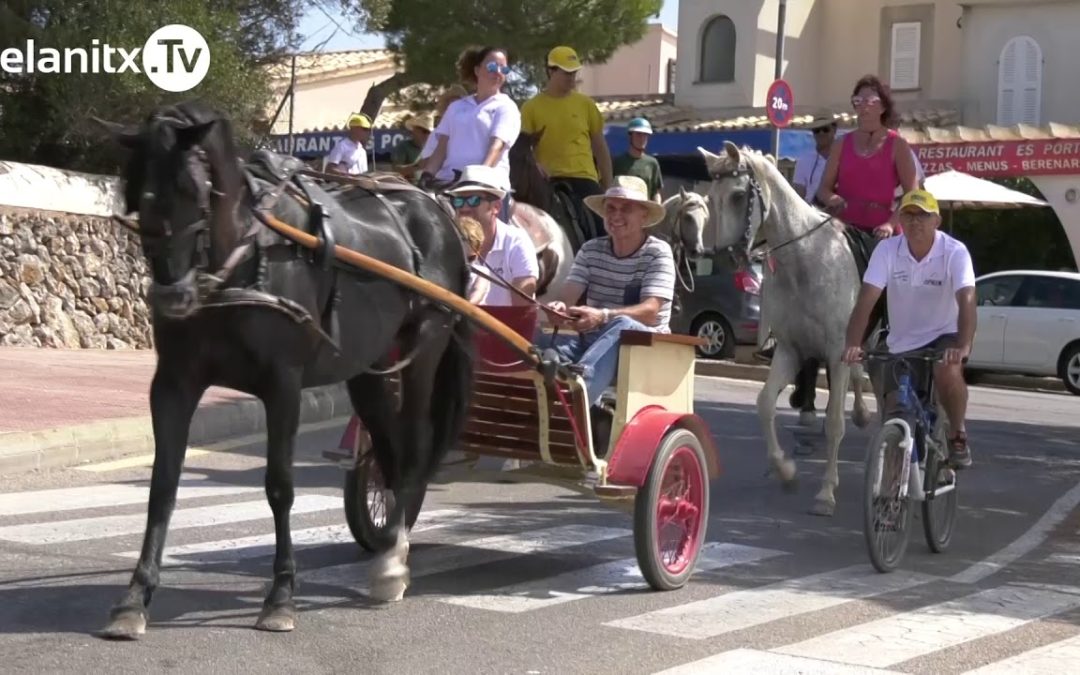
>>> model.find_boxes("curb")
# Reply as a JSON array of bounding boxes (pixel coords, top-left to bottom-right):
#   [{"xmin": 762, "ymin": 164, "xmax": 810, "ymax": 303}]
[
  {"xmin": 0, "ymin": 384, "xmax": 353, "ymax": 476},
  {"xmin": 693, "ymin": 359, "xmax": 1068, "ymax": 394}
]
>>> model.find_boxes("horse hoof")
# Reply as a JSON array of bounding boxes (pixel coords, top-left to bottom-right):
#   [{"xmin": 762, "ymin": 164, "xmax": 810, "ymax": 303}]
[
  {"xmin": 97, "ymin": 609, "xmax": 147, "ymax": 640},
  {"xmin": 778, "ymin": 459, "xmax": 797, "ymax": 482},
  {"xmin": 809, "ymin": 500, "xmax": 836, "ymax": 517},
  {"xmin": 798, "ymin": 411, "xmax": 818, "ymax": 427},
  {"xmin": 853, "ymin": 407, "xmax": 871, "ymax": 429},
  {"xmin": 255, "ymin": 604, "xmax": 297, "ymax": 632},
  {"xmin": 369, "ymin": 573, "xmax": 409, "ymax": 603},
  {"xmin": 782, "ymin": 477, "xmax": 799, "ymax": 494}
]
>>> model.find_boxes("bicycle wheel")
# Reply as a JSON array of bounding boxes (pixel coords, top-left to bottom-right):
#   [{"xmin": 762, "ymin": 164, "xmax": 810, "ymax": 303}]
[
  {"xmin": 863, "ymin": 423, "xmax": 912, "ymax": 572},
  {"xmin": 922, "ymin": 418, "xmax": 958, "ymax": 552}
]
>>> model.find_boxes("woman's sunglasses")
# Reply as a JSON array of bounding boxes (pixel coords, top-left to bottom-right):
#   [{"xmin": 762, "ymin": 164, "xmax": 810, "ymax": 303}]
[
  {"xmin": 812, "ymin": 125, "xmax": 835, "ymax": 134},
  {"xmin": 851, "ymin": 95, "xmax": 882, "ymax": 108},
  {"xmin": 485, "ymin": 61, "xmax": 511, "ymax": 75},
  {"xmin": 451, "ymin": 194, "xmax": 498, "ymax": 208}
]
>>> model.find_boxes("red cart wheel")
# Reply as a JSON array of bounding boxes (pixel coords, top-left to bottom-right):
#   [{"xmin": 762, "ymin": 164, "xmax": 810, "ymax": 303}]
[{"xmin": 633, "ymin": 428, "xmax": 710, "ymax": 590}]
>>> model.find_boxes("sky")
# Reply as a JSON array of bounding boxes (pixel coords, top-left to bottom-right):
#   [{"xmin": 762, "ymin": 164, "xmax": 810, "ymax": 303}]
[{"xmin": 296, "ymin": 0, "xmax": 680, "ymax": 52}]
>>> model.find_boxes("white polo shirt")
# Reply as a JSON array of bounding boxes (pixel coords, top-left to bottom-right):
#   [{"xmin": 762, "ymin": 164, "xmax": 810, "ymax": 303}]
[
  {"xmin": 326, "ymin": 137, "xmax": 369, "ymax": 175},
  {"xmin": 863, "ymin": 230, "xmax": 976, "ymax": 353},
  {"xmin": 793, "ymin": 148, "xmax": 828, "ymax": 204},
  {"xmin": 434, "ymin": 93, "xmax": 521, "ymax": 183},
  {"xmin": 470, "ymin": 219, "xmax": 539, "ymax": 306}
]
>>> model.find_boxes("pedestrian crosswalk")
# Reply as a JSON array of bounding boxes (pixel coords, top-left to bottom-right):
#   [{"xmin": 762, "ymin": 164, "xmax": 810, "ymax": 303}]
[{"xmin": 0, "ymin": 475, "xmax": 1077, "ymax": 674}]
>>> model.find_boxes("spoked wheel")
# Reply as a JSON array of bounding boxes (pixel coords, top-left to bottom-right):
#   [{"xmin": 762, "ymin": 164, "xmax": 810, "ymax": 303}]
[
  {"xmin": 922, "ymin": 421, "xmax": 958, "ymax": 553},
  {"xmin": 863, "ymin": 424, "xmax": 912, "ymax": 573},
  {"xmin": 634, "ymin": 428, "xmax": 710, "ymax": 591},
  {"xmin": 343, "ymin": 452, "xmax": 421, "ymax": 553}
]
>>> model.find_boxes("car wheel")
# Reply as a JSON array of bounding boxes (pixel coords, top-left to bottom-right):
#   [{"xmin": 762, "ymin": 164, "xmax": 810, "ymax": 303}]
[
  {"xmin": 691, "ymin": 313, "xmax": 734, "ymax": 359},
  {"xmin": 1059, "ymin": 343, "xmax": 1080, "ymax": 396}
]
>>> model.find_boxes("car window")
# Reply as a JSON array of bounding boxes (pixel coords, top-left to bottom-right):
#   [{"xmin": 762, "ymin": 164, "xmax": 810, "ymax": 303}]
[
  {"xmin": 1016, "ymin": 276, "xmax": 1080, "ymax": 310},
  {"xmin": 976, "ymin": 275, "xmax": 1023, "ymax": 307}
]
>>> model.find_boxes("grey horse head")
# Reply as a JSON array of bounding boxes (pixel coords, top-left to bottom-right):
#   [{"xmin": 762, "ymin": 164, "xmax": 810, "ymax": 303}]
[
  {"xmin": 661, "ymin": 187, "xmax": 708, "ymax": 258},
  {"xmin": 697, "ymin": 141, "xmax": 775, "ymax": 267}
]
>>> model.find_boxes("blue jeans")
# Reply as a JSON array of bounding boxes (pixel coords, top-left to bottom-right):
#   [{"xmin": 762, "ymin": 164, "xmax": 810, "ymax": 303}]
[{"xmin": 536, "ymin": 315, "xmax": 649, "ymax": 405}]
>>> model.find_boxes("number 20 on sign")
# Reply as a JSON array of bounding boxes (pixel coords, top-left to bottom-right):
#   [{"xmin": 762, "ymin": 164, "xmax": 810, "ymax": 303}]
[{"xmin": 766, "ymin": 79, "xmax": 794, "ymax": 128}]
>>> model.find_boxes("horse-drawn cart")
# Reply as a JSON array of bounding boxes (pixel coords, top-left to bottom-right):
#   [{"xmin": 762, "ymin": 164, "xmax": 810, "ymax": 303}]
[{"xmin": 325, "ymin": 305, "xmax": 722, "ymax": 591}]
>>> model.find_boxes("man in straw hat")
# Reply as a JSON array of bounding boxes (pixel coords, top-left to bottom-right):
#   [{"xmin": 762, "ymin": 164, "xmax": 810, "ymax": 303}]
[
  {"xmin": 842, "ymin": 188, "xmax": 977, "ymax": 469},
  {"xmin": 540, "ymin": 175, "xmax": 675, "ymax": 442},
  {"xmin": 325, "ymin": 112, "xmax": 372, "ymax": 176},
  {"xmin": 447, "ymin": 165, "xmax": 538, "ymax": 306},
  {"xmin": 392, "ymin": 112, "xmax": 435, "ymax": 182}
]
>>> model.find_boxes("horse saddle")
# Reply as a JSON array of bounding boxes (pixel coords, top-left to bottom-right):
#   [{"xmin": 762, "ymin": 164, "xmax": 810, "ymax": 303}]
[
  {"xmin": 841, "ymin": 225, "xmax": 878, "ymax": 280},
  {"xmin": 510, "ymin": 203, "xmax": 553, "ymax": 253}
]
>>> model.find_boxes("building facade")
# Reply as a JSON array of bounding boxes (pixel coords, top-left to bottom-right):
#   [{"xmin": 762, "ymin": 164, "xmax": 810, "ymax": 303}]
[{"xmin": 577, "ymin": 23, "xmax": 679, "ymax": 97}]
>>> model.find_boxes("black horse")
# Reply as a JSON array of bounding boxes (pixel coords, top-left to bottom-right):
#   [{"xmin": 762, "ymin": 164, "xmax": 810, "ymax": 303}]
[{"xmin": 94, "ymin": 101, "xmax": 473, "ymax": 637}]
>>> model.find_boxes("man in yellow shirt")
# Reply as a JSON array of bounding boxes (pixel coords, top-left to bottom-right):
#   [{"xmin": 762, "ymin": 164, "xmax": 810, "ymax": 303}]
[{"xmin": 521, "ymin": 46, "xmax": 613, "ymax": 242}]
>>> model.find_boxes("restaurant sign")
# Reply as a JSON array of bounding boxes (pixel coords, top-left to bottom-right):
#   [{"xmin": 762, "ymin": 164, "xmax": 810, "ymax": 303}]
[{"xmin": 914, "ymin": 139, "xmax": 1080, "ymax": 177}]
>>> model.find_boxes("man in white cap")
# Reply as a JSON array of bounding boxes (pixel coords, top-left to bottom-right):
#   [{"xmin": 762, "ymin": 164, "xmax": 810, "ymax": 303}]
[
  {"xmin": 542, "ymin": 175, "xmax": 675, "ymax": 421},
  {"xmin": 520, "ymin": 45, "xmax": 613, "ymax": 240},
  {"xmin": 447, "ymin": 165, "xmax": 539, "ymax": 305}
]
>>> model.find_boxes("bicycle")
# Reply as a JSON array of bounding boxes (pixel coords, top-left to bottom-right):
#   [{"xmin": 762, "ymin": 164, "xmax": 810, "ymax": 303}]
[{"xmin": 860, "ymin": 347, "xmax": 964, "ymax": 573}]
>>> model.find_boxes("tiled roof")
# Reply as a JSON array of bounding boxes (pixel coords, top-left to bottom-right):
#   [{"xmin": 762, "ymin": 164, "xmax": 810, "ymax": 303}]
[
  {"xmin": 266, "ymin": 48, "xmax": 396, "ymax": 83},
  {"xmin": 899, "ymin": 122, "xmax": 1080, "ymax": 144}
]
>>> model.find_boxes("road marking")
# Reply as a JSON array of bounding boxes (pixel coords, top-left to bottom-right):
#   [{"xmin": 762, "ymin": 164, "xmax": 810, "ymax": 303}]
[
  {"xmin": 76, "ymin": 417, "xmax": 348, "ymax": 472},
  {"xmin": 0, "ymin": 494, "xmax": 340, "ymax": 544},
  {"xmin": 1046, "ymin": 553, "xmax": 1080, "ymax": 565},
  {"xmin": 114, "ymin": 509, "xmax": 471, "ymax": 566},
  {"xmin": 604, "ymin": 566, "xmax": 934, "ymax": 640},
  {"xmin": 653, "ymin": 648, "xmax": 904, "ymax": 674},
  {"xmin": 302, "ymin": 524, "xmax": 631, "ymax": 590},
  {"xmin": 962, "ymin": 632, "xmax": 1080, "ymax": 674},
  {"xmin": 776, "ymin": 584, "xmax": 1080, "ymax": 668},
  {"xmin": 0, "ymin": 476, "xmax": 261, "ymax": 517},
  {"xmin": 951, "ymin": 480, "xmax": 1080, "ymax": 584},
  {"xmin": 441, "ymin": 542, "xmax": 786, "ymax": 613}
]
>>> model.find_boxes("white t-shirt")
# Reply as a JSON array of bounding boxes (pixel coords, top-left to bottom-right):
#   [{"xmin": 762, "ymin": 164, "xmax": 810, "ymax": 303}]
[
  {"xmin": 434, "ymin": 93, "xmax": 521, "ymax": 182},
  {"xmin": 863, "ymin": 230, "xmax": 976, "ymax": 353},
  {"xmin": 470, "ymin": 219, "xmax": 539, "ymax": 305},
  {"xmin": 326, "ymin": 137, "xmax": 369, "ymax": 175},
  {"xmin": 793, "ymin": 148, "xmax": 829, "ymax": 204}
]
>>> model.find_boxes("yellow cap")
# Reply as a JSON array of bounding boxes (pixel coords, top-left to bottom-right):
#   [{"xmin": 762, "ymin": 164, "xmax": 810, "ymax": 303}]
[
  {"xmin": 547, "ymin": 46, "xmax": 582, "ymax": 72},
  {"xmin": 347, "ymin": 113, "xmax": 372, "ymax": 129},
  {"xmin": 899, "ymin": 188, "xmax": 940, "ymax": 215}
]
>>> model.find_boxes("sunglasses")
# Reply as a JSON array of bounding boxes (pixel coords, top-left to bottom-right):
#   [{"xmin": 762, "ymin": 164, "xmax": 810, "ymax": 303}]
[
  {"xmin": 812, "ymin": 126, "xmax": 835, "ymax": 134},
  {"xmin": 485, "ymin": 61, "xmax": 511, "ymax": 75},
  {"xmin": 451, "ymin": 194, "xmax": 498, "ymax": 208},
  {"xmin": 851, "ymin": 95, "xmax": 882, "ymax": 108}
]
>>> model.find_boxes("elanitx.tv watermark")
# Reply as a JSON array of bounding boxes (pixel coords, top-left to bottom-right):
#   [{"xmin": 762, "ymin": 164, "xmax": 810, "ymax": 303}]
[{"xmin": 0, "ymin": 24, "xmax": 210, "ymax": 92}]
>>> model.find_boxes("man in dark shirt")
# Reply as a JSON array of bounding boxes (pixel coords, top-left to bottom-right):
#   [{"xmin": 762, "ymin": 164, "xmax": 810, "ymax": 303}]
[{"xmin": 611, "ymin": 117, "xmax": 662, "ymax": 203}]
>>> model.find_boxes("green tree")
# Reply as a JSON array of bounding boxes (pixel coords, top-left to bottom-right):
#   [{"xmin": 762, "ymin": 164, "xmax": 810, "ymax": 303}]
[
  {"xmin": 338, "ymin": 0, "xmax": 664, "ymax": 116},
  {"xmin": 0, "ymin": 0, "xmax": 310, "ymax": 173}
]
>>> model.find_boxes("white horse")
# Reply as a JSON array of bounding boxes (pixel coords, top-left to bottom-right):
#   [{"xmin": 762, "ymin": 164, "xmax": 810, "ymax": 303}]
[
  {"xmin": 508, "ymin": 201, "xmax": 575, "ymax": 305},
  {"xmin": 698, "ymin": 142, "xmax": 872, "ymax": 517}
]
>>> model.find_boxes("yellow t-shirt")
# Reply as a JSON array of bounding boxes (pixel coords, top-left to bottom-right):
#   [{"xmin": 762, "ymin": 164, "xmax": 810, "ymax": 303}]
[{"xmin": 520, "ymin": 91, "xmax": 604, "ymax": 181}]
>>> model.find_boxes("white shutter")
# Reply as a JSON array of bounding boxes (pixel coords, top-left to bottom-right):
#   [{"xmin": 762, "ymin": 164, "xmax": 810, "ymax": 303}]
[
  {"xmin": 999, "ymin": 36, "xmax": 1042, "ymax": 126},
  {"xmin": 890, "ymin": 22, "xmax": 921, "ymax": 90}
]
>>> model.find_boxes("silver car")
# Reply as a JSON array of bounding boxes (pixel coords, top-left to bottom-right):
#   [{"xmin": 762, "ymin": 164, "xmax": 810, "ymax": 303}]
[{"xmin": 669, "ymin": 253, "xmax": 762, "ymax": 359}]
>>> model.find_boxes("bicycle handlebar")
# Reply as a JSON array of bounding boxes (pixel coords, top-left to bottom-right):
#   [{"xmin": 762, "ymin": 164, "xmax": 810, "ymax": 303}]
[{"xmin": 861, "ymin": 347, "xmax": 968, "ymax": 365}]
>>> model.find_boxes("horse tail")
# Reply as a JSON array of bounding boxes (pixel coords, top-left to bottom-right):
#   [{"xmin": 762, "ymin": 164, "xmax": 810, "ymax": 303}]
[{"xmin": 424, "ymin": 314, "xmax": 474, "ymax": 481}]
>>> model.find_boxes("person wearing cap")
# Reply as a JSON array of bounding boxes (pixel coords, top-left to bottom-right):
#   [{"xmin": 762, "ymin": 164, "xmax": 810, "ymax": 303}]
[
  {"xmin": 447, "ymin": 165, "xmax": 538, "ymax": 306},
  {"xmin": 391, "ymin": 112, "xmax": 434, "ymax": 182},
  {"xmin": 843, "ymin": 188, "xmax": 977, "ymax": 468},
  {"xmin": 325, "ymin": 113, "xmax": 372, "ymax": 175},
  {"xmin": 520, "ymin": 45, "xmax": 614, "ymax": 240},
  {"xmin": 612, "ymin": 117, "xmax": 663, "ymax": 203},
  {"xmin": 541, "ymin": 176, "xmax": 675, "ymax": 427}
]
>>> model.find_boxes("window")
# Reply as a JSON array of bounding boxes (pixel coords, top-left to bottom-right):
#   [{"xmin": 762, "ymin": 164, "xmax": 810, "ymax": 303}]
[
  {"xmin": 666, "ymin": 58, "xmax": 676, "ymax": 94},
  {"xmin": 976, "ymin": 275, "xmax": 1023, "ymax": 307},
  {"xmin": 890, "ymin": 22, "xmax": 921, "ymax": 90},
  {"xmin": 700, "ymin": 15, "xmax": 736, "ymax": 83},
  {"xmin": 1015, "ymin": 276, "xmax": 1080, "ymax": 310},
  {"xmin": 997, "ymin": 36, "xmax": 1043, "ymax": 126}
]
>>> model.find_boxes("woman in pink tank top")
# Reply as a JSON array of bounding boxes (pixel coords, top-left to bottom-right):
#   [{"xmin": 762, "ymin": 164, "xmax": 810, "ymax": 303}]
[{"xmin": 817, "ymin": 75, "xmax": 919, "ymax": 237}]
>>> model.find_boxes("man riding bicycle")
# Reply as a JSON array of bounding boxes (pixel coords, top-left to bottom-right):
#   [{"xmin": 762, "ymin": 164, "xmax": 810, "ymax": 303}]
[{"xmin": 842, "ymin": 189, "xmax": 977, "ymax": 468}]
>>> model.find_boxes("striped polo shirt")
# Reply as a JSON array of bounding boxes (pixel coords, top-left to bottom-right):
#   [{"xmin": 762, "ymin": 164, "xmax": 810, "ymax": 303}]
[{"xmin": 566, "ymin": 235, "xmax": 676, "ymax": 332}]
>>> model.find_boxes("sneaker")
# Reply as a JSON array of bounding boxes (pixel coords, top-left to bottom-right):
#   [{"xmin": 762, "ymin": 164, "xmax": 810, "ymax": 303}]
[{"xmin": 948, "ymin": 431, "xmax": 972, "ymax": 469}]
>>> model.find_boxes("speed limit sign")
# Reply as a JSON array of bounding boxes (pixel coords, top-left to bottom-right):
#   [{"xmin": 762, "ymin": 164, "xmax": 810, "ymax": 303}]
[{"xmin": 766, "ymin": 79, "xmax": 794, "ymax": 128}]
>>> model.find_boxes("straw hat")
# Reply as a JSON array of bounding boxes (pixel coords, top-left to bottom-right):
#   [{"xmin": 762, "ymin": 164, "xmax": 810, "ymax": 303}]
[{"xmin": 583, "ymin": 176, "xmax": 666, "ymax": 228}]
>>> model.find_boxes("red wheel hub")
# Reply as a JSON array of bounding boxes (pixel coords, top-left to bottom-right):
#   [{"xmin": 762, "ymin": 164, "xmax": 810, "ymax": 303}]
[{"xmin": 655, "ymin": 445, "xmax": 706, "ymax": 575}]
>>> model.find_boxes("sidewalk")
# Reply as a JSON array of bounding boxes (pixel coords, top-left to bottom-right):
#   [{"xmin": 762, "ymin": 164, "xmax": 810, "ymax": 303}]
[{"xmin": 0, "ymin": 348, "xmax": 351, "ymax": 475}]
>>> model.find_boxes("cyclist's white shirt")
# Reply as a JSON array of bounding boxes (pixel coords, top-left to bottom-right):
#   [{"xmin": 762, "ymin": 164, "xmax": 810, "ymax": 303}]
[{"xmin": 863, "ymin": 230, "xmax": 975, "ymax": 354}]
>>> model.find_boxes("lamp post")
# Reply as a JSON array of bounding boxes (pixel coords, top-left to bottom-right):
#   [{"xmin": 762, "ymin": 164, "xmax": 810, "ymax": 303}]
[{"xmin": 772, "ymin": 0, "xmax": 788, "ymax": 158}]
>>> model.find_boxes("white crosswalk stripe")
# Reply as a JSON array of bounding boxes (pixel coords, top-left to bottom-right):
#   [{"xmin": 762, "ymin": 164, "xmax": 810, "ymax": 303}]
[{"xmin": 1, "ymin": 476, "xmax": 1078, "ymax": 674}]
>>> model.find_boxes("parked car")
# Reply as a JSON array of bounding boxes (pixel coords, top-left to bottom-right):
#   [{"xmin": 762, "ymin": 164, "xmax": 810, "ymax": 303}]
[
  {"xmin": 670, "ymin": 252, "xmax": 761, "ymax": 359},
  {"xmin": 968, "ymin": 269, "xmax": 1080, "ymax": 395}
]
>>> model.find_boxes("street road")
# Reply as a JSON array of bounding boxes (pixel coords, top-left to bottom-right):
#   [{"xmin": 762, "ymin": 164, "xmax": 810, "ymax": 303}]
[{"xmin": 0, "ymin": 376, "xmax": 1077, "ymax": 674}]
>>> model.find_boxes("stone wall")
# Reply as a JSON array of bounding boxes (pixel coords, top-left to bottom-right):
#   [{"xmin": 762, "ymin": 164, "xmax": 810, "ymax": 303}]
[{"xmin": 0, "ymin": 207, "xmax": 152, "ymax": 349}]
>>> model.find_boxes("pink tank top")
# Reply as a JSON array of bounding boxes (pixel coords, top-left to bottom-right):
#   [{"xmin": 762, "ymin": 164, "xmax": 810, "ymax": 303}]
[{"xmin": 835, "ymin": 129, "xmax": 900, "ymax": 231}]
